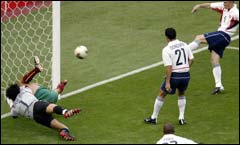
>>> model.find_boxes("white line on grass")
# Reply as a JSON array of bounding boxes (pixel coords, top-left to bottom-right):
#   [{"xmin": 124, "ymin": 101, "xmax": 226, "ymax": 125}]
[
  {"xmin": 226, "ymin": 46, "xmax": 239, "ymax": 50},
  {"xmin": 60, "ymin": 35, "xmax": 239, "ymax": 99},
  {"xmin": 1, "ymin": 35, "xmax": 239, "ymax": 119}
]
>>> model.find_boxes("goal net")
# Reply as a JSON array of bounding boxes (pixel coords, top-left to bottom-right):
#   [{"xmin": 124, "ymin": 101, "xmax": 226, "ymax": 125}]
[{"xmin": 1, "ymin": 1, "xmax": 60, "ymax": 111}]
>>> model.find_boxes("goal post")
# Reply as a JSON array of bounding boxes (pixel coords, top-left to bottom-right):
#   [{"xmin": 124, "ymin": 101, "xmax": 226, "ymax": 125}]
[
  {"xmin": 1, "ymin": 1, "xmax": 61, "ymax": 114},
  {"xmin": 52, "ymin": 1, "xmax": 61, "ymax": 90}
]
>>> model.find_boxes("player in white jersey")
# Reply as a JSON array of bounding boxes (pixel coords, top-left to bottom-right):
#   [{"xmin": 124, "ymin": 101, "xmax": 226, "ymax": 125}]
[
  {"xmin": 156, "ymin": 123, "xmax": 198, "ymax": 144},
  {"xmin": 144, "ymin": 28, "xmax": 194, "ymax": 125},
  {"xmin": 188, "ymin": 1, "xmax": 239, "ymax": 95}
]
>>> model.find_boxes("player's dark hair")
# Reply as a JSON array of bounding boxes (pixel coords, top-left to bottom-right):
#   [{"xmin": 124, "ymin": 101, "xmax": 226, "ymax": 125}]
[
  {"xmin": 163, "ymin": 123, "xmax": 175, "ymax": 134},
  {"xmin": 165, "ymin": 27, "xmax": 176, "ymax": 40},
  {"xmin": 6, "ymin": 84, "xmax": 20, "ymax": 101}
]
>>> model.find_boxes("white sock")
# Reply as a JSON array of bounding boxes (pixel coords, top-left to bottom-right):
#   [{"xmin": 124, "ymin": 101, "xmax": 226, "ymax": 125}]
[
  {"xmin": 178, "ymin": 96, "xmax": 186, "ymax": 120},
  {"xmin": 188, "ymin": 40, "xmax": 200, "ymax": 51},
  {"xmin": 62, "ymin": 109, "xmax": 68, "ymax": 115},
  {"xmin": 212, "ymin": 64, "xmax": 222, "ymax": 88},
  {"xmin": 151, "ymin": 96, "xmax": 164, "ymax": 119}
]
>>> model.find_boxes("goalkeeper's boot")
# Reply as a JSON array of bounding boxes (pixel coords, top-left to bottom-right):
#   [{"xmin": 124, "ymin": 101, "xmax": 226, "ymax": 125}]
[
  {"xmin": 34, "ymin": 56, "xmax": 43, "ymax": 72},
  {"xmin": 57, "ymin": 80, "xmax": 68, "ymax": 94},
  {"xmin": 59, "ymin": 128, "xmax": 75, "ymax": 141},
  {"xmin": 179, "ymin": 119, "xmax": 186, "ymax": 125},
  {"xmin": 144, "ymin": 117, "xmax": 157, "ymax": 125},
  {"xmin": 64, "ymin": 108, "xmax": 81, "ymax": 118}
]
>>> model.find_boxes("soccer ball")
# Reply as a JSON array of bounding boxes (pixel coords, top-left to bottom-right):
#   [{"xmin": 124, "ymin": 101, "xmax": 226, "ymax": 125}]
[{"xmin": 74, "ymin": 45, "xmax": 88, "ymax": 59}]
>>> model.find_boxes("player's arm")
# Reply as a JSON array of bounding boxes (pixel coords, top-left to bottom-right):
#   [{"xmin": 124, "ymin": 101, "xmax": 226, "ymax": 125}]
[
  {"xmin": 188, "ymin": 59, "xmax": 193, "ymax": 68},
  {"xmin": 165, "ymin": 65, "xmax": 172, "ymax": 92},
  {"xmin": 162, "ymin": 48, "xmax": 172, "ymax": 92},
  {"xmin": 19, "ymin": 56, "xmax": 43, "ymax": 85},
  {"xmin": 11, "ymin": 108, "xmax": 18, "ymax": 119},
  {"xmin": 191, "ymin": 3, "xmax": 211, "ymax": 13},
  {"xmin": 19, "ymin": 66, "xmax": 42, "ymax": 85},
  {"xmin": 187, "ymin": 46, "xmax": 194, "ymax": 68}
]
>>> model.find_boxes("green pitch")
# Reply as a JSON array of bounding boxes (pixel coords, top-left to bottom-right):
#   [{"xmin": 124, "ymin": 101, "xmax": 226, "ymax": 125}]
[{"xmin": 1, "ymin": 1, "xmax": 239, "ymax": 144}]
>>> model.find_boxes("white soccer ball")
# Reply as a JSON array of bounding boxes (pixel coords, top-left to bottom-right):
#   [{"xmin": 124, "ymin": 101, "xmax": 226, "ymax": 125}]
[{"xmin": 74, "ymin": 45, "xmax": 88, "ymax": 59}]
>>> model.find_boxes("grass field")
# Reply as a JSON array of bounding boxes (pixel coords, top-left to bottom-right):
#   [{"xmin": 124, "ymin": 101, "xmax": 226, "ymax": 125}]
[{"xmin": 1, "ymin": 1, "xmax": 239, "ymax": 144}]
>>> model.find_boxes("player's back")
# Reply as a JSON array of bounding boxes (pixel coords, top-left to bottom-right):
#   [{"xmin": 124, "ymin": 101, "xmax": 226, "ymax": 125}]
[
  {"xmin": 210, "ymin": 2, "xmax": 239, "ymax": 36},
  {"xmin": 162, "ymin": 39, "xmax": 194, "ymax": 73},
  {"xmin": 12, "ymin": 86, "xmax": 38, "ymax": 119},
  {"xmin": 156, "ymin": 134, "xmax": 197, "ymax": 144}
]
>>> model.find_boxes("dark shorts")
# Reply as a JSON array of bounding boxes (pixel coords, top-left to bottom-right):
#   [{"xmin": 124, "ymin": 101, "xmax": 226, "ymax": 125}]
[
  {"xmin": 33, "ymin": 101, "xmax": 53, "ymax": 128},
  {"xmin": 204, "ymin": 31, "xmax": 231, "ymax": 58},
  {"xmin": 161, "ymin": 72, "xmax": 190, "ymax": 94},
  {"xmin": 35, "ymin": 86, "xmax": 58, "ymax": 104}
]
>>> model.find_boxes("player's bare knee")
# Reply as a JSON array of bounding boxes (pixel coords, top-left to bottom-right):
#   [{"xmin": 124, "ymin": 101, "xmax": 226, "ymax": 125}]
[
  {"xmin": 211, "ymin": 60, "xmax": 219, "ymax": 66},
  {"xmin": 194, "ymin": 35, "xmax": 200, "ymax": 40},
  {"xmin": 210, "ymin": 57, "xmax": 219, "ymax": 65},
  {"xmin": 195, "ymin": 34, "xmax": 208, "ymax": 44},
  {"xmin": 46, "ymin": 104, "xmax": 57, "ymax": 113},
  {"xmin": 159, "ymin": 91, "xmax": 167, "ymax": 98}
]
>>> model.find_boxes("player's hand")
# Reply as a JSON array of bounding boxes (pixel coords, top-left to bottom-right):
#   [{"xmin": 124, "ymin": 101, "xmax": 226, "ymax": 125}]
[
  {"xmin": 165, "ymin": 83, "xmax": 172, "ymax": 93},
  {"xmin": 191, "ymin": 5, "xmax": 199, "ymax": 13}
]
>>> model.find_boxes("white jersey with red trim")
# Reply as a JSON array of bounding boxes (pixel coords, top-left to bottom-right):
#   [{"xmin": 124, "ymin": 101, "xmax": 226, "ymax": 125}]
[
  {"xmin": 156, "ymin": 134, "xmax": 197, "ymax": 144},
  {"xmin": 210, "ymin": 2, "xmax": 239, "ymax": 36},
  {"xmin": 162, "ymin": 39, "xmax": 194, "ymax": 73}
]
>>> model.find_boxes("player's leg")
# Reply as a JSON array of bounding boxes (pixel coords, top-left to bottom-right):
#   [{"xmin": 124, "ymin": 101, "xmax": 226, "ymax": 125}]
[
  {"xmin": 188, "ymin": 34, "xmax": 208, "ymax": 51},
  {"xmin": 50, "ymin": 119, "xmax": 76, "ymax": 141},
  {"xmin": 206, "ymin": 31, "xmax": 230, "ymax": 94},
  {"xmin": 177, "ymin": 72, "xmax": 190, "ymax": 125},
  {"xmin": 20, "ymin": 56, "xmax": 43, "ymax": 84},
  {"xmin": 177, "ymin": 91, "xmax": 187, "ymax": 125},
  {"xmin": 211, "ymin": 50, "xmax": 224, "ymax": 94},
  {"xmin": 45, "ymin": 103, "xmax": 81, "ymax": 118},
  {"xmin": 33, "ymin": 101, "xmax": 81, "ymax": 120},
  {"xmin": 144, "ymin": 90, "xmax": 167, "ymax": 124},
  {"xmin": 144, "ymin": 79, "xmax": 176, "ymax": 124},
  {"xmin": 33, "ymin": 102, "xmax": 76, "ymax": 141}
]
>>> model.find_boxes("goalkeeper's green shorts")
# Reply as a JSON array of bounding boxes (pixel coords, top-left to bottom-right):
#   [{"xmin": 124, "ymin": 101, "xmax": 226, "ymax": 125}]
[{"xmin": 34, "ymin": 86, "xmax": 58, "ymax": 104}]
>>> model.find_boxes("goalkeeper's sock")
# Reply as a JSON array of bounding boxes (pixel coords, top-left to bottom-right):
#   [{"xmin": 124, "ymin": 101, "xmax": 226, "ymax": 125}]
[
  {"xmin": 53, "ymin": 105, "xmax": 67, "ymax": 115},
  {"xmin": 21, "ymin": 67, "xmax": 41, "ymax": 84}
]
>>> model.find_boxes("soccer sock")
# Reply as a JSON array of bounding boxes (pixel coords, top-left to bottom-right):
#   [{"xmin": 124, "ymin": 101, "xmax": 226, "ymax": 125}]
[
  {"xmin": 60, "ymin": 128, "xmax": 70, "ymax": 132},
  {"xmin": 178, "ymin": 96, "xmax": 186, "ymax": 120},
  {"xmin": 53, "ymin": 106, "xmax": 67, "ymax": 115},
  {"xmin": 21, "ymin": 67, "xmax": 41, "ymax": 84},
  {"xmin": 151, "ymin": 96, "xmax": 164, "ymax": 119},
  {"xmin": 212, "ymin": 64, "xmax": 222, "ymax": 88},
  {"xmin": 188, "ymin": 40, "xmax": 200, "ymax": 51}
]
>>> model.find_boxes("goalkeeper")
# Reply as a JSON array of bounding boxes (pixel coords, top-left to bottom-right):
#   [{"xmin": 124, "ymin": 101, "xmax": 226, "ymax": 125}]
[
  {"xmin": 7, "ymin": 56, "xmax": 66, "ymax": 106},
  {"xmin": 5, "ymin": 56, "xmax": 81, "ymax": 141}
]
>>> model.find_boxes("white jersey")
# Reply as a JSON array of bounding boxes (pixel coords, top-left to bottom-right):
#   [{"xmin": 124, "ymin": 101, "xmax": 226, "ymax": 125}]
[
  {"xmin": 210, "ymin": 2, "xmax": 239, "ymax": 36},
  {"xmin": 162, "ymin": 39, "xmax": 194, "ymax": 73},
  {"xmin": 156, "ymin": 134, "xmax": 197, "ymax": 144},
  {"xmin": 11, "ymin": 86, "xmax": 38, "ymax": 119}
]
